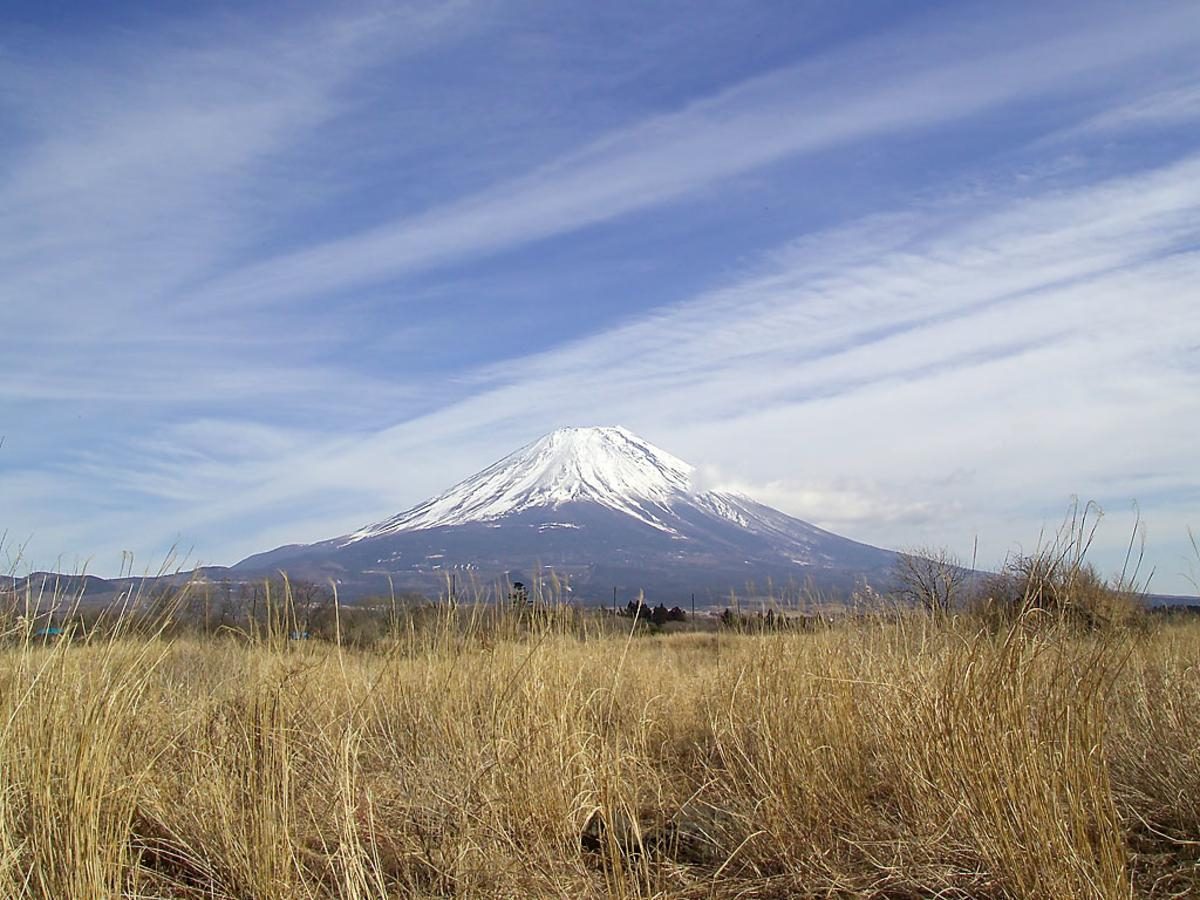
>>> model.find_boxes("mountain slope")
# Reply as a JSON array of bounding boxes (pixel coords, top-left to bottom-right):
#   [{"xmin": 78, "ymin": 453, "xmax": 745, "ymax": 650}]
[{"xmin": 233, "ymin": 426, "xmax": 897, "ymax": 601}]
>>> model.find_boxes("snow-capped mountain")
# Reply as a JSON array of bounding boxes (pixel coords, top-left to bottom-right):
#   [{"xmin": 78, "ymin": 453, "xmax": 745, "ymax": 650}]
[
  {"xmin": 233, "ymin": 426, "xmax": 897, "ymax": 601},
  {"xmin": 345, "ymin": 426, "xmax": 695, "ymax": 537}
]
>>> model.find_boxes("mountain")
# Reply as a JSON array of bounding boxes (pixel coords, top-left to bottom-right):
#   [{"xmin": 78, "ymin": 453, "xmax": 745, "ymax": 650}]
[{"xmin": 232, "ymin": 426, "xmax": 898, "ymax": 603}]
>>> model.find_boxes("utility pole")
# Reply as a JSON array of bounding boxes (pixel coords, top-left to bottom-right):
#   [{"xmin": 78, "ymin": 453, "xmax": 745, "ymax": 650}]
[{"xmin": 691, "ymin": 592, "xmax": 695, "ymax": 618}]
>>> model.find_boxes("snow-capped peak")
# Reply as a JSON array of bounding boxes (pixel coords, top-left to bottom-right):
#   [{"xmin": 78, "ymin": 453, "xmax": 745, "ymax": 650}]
[{"xmin": 345, "ymin": 426, "xmax": 700, "ymax": 540}]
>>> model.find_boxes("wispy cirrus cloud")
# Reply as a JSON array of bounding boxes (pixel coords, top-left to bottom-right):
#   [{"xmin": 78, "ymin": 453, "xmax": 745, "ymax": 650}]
[
  {"xmin": 183, "ymin": 3, "xmax": 1200, "ymax": 315},
  {"xmin": 0, "ymin": 1, "xmax": 478, "ymax": 413},
  {"xmin": 1046, "ymin": 83, "xmax": 1200, "ymax": 141}
]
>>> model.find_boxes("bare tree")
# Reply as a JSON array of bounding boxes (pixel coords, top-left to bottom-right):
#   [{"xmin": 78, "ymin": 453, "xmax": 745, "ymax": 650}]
[{"xmin": 893, "ymin": 546, "xmax": 969, "ymax": 613}]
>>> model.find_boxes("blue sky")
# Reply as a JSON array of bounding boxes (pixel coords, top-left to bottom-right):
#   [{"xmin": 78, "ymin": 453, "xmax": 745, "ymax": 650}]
[{"xmin": 2, "ymin": 1, "xmax": 1199, "ymax": 594}]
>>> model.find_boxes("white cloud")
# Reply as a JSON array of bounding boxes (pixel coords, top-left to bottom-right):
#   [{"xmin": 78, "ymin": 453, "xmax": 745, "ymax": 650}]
[
  {"xmin": 1048, "ymin": 82, "xmax": 1200, "ymax": 141},
  {"xmin": 0, "ymin": 2, "xmax": 477, "ymax": 410},
  {"xmin": 183, "ymin": 3, "xmax": 1200, "ymax": 314}
]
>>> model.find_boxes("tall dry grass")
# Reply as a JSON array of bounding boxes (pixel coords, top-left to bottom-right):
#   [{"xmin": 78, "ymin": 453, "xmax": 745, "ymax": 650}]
[{"xmin": 0, "ymin": 583, "xmax": 1197, "ymax": 897}]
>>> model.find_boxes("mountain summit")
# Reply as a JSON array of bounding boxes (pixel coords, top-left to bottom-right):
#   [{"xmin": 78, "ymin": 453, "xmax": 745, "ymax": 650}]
[
  {"xmin": 347, "ymin": 426, "xmax": 693, "ymax": 538},
  {"xmin": 234, "ymin": 426, "xmax": 897, "ymax": 601}
]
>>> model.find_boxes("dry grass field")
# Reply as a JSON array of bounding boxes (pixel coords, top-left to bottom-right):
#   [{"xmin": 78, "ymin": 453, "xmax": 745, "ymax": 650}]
[{"xmin": 0, "ymin": 585, "xmax": 1198, "ymax": 900}]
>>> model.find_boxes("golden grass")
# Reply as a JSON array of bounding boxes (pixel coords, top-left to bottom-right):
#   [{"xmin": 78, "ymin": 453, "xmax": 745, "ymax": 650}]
[{"xmin": 0, "ymin": 605, "xmax": 1197, "ymax": 898}]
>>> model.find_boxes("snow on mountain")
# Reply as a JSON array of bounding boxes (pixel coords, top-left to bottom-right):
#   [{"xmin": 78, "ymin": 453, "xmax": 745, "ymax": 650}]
[{"xmin": 344, "ymin": 425, "xmax": 729, "ymax": 541}]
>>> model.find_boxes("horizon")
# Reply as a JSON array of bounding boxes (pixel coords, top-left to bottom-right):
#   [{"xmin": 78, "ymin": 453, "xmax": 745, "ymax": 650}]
[{"xmin": 2, "ymin": 1, "xmax": 1199, "ymax": 594}]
